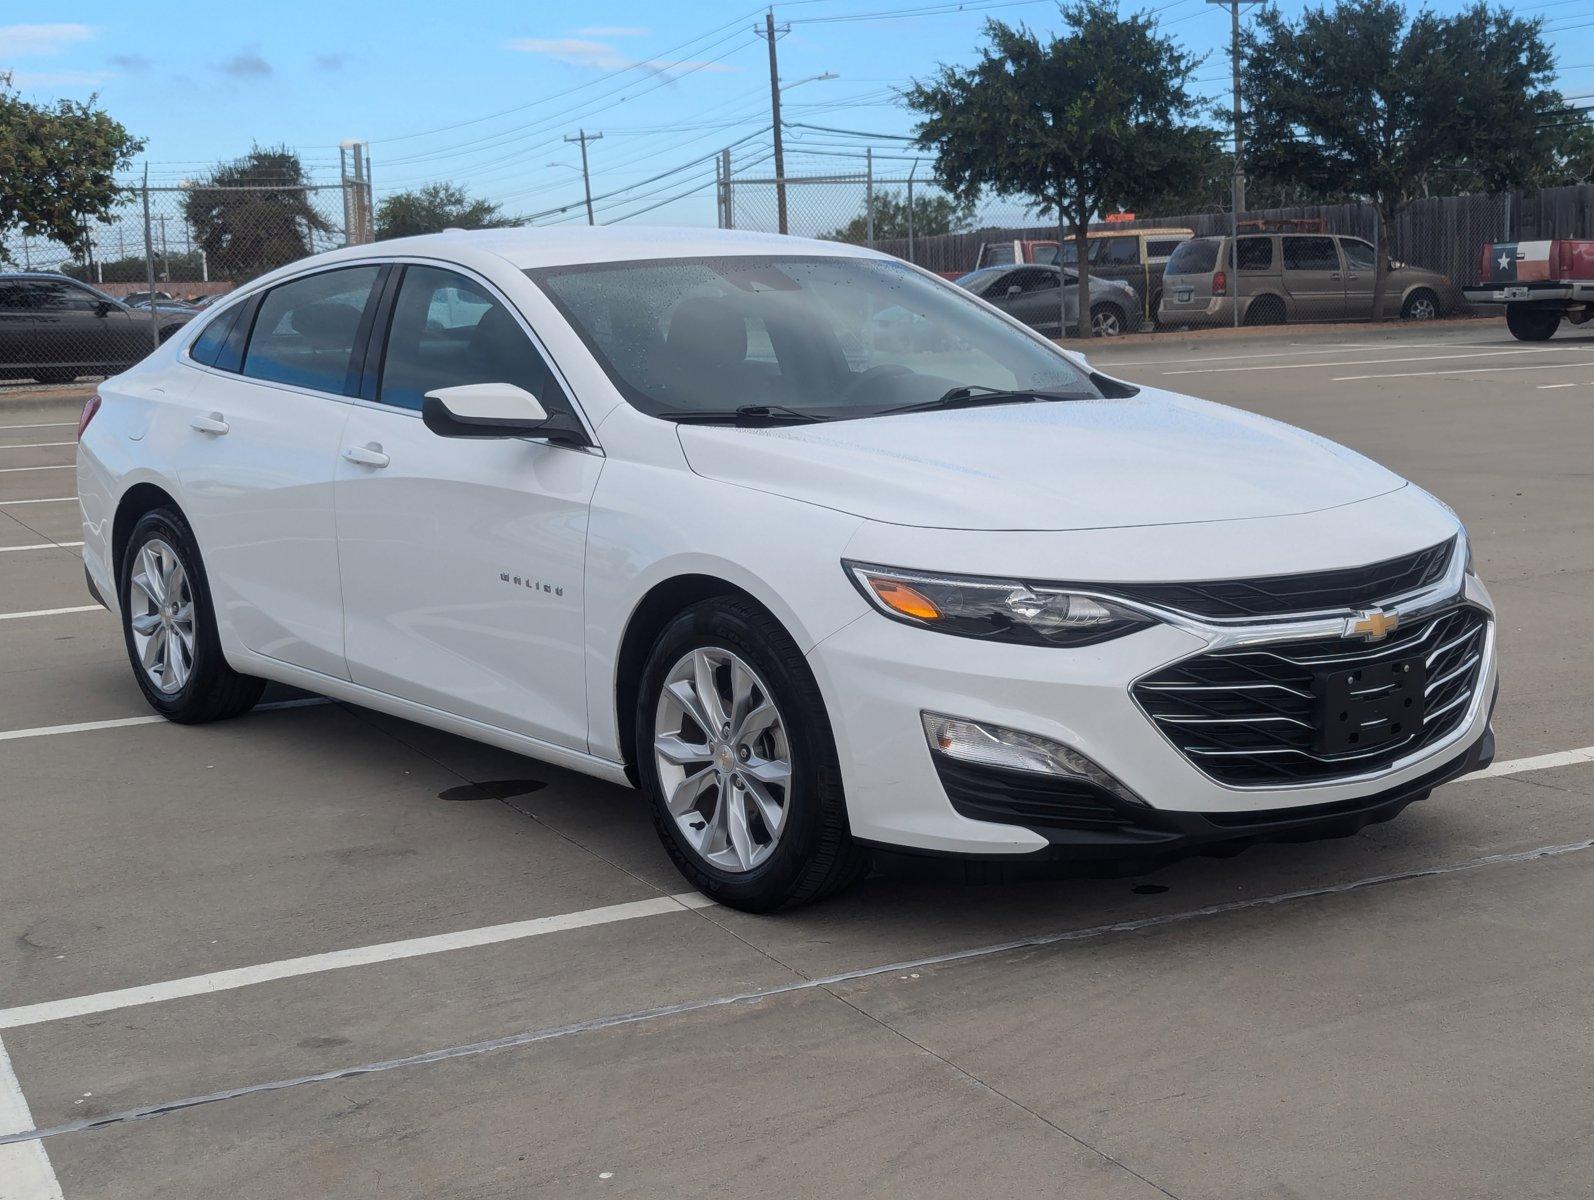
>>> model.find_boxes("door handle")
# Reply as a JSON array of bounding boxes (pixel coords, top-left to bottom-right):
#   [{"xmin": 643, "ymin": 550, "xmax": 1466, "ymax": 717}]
[
  {"xmin": 190, "ymin": 412, "xmax": 229, "ymax": 435},
  {"xmin": 1330, "ymin": 272, "xmax": 1342, "ymax": 280},
  {"xmin": 342, "ymin": 443, "xmax": 390, "ymax": 468},
  {"xmin": 1347, "ymin": 273, "xmax": 1359, "ymax": 280}
]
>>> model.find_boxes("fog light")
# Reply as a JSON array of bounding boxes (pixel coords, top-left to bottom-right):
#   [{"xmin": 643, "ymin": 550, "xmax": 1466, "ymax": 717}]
[{"xmin": 920, "ymin": 712, "xmax": 1145, "ymax": 806}]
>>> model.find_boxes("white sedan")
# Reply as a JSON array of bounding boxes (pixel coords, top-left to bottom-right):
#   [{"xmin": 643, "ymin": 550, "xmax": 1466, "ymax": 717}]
[{"xmin": 76, "ymin": 227, "xmax": 1498, "ymax": 910}]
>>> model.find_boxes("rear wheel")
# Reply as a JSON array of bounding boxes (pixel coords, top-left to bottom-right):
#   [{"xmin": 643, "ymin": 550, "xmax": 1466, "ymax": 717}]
[
  {"xmin": 119, "ymin": 508, "xmax": 264, "ymax": 723},
  {"xmin": 1149, "ymin": 289, "xmax": 1165, "ymax": 330},
  {"xmin": 1245, "ymin": 295, "xmax": 1286, "ymax": 326},
  {"xmin": 637, "ymin": 596, "xmax": 867, "ymax": 911},
  {"xmin": 1401, "ymin": 288, "xmax": 1439, "ymax": 320},
  {"xmin": 1506, "ymin": 306, "xmax": 1560, "ymax": 342},
  {"xmin": 33, "ymin": 370, "xmax": 76, "ymax": 385},
  {"xmin": 1090, "ymin": 303, "xmax": 1125, "ymax": 337}
]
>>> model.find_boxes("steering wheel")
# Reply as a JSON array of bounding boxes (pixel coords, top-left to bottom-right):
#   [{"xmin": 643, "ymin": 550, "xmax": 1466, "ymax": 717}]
[{"xmin": 838, "ymin": 363, "xmax": 913, "ymax": 404}]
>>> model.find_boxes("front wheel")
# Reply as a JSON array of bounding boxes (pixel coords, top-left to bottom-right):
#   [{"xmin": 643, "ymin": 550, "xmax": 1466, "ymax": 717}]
[
  {"xmin": 1090, "ymin": 303, "xmax": 1125, "ymax": 337},
  {"xmin": 119, "ymin": 508, "xmax": 265, "ymax": 723},
  {"xmin": 1401, "ymin": 288, "xmax": 1439, "ymax": 320},
  {"xmin": 636, "ymin": 596, "xmax": 867, "ymax": 911},
  {"xmin": 1506, "ymin": 306, "xmax": 1560, "ymax": 342}
]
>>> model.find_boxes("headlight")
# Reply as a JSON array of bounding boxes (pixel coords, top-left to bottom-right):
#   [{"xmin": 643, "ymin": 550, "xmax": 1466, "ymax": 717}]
[{"xmin": 843, "ymin": 561, "xmax": 1155, "ymax": 647}]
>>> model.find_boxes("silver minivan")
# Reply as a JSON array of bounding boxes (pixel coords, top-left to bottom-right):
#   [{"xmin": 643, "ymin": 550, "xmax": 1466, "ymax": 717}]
[{"xmin": 1158, "ymin": 233, "xmax": 1457, "ymax": 327}]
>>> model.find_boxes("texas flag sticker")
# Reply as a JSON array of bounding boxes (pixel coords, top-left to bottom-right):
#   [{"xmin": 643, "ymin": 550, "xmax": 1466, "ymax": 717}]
[{"xmin": 1489, "ymin": 241, "xmax": 1551, "ymax": 282}]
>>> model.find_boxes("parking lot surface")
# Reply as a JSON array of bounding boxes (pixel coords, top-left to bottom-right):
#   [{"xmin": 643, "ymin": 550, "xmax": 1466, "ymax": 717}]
[{"xmin": 3, "ymin": 318, "xmax": 1592, "ymax": 1198}]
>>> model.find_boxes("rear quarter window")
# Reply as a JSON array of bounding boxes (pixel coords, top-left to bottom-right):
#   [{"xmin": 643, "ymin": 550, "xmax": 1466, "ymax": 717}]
[
  {"xmin": 1166, "ymin": 240, "xmax": 1219, "ymax": 275},
  {"xmin": 1237, "ymin": 237, "xmax": 1274, "ymax": 271}
]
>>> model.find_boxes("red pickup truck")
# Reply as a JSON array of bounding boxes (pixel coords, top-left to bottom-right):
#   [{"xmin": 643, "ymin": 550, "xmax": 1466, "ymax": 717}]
[{"xmin": 1463, "ymin": 239, "xmax": 1594, "ymax": 340}]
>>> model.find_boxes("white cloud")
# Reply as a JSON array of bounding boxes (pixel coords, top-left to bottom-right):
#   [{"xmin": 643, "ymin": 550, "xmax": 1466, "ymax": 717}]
[
  {"xmin": 9, "ymin": 69, "xmax": 111, "ymax": 89},
  {"xmin": 0, "ymin": 23, "xmax": 95, "ymax": 57},
  {"xmin": 572, "ymin": 26, "xmax": 648, "ymax": 37},
  {"xmin": 508, "ymin": 35, "xmax": 740, "ymax": 76}
]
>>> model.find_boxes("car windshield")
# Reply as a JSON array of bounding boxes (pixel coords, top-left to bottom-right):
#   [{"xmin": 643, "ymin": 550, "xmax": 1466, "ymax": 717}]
[{"xmin": 527, "ymin": 254, "xmax": 1099, "ymax": 421}]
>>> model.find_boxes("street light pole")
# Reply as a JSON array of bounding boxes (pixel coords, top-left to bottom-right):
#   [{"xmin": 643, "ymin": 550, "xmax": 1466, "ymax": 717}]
[
  {"xmin": 1208, "ymin": 0, "xmax": 1259, "ymax": 328},
  {"xmin": 759, "ymin": 9, "xmax": 791, "ymax": 235}
]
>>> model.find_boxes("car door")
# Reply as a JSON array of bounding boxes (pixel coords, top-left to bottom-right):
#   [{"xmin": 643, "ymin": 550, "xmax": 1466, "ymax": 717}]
[
  {"xmin": 174, "ymin": 264, "xmax": 382, "ymax": 680},
  {"xmin": 1091, "ymin": 235, "xmax": 1143, "ymax": 302},
  {"xmin": 1004, "ymin": 267, "xmax": 1069, "ymax": 333},
  {"xmin": 1339, "ymin": 237, "xmax": 1378, "ymax": 317},
  {"xmin": 1280, "ymin": 236, "xmax": 1346, "ymax": 321},
  {"xmin": 27, "ymin": 280, "xmax": 139, "ymax": 370},
  {"xmin": 333, "ymin": 262, "xmax": 602, "ymax": 751}
]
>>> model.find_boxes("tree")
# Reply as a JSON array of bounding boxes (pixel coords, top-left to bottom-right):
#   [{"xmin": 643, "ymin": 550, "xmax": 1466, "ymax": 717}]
[
  {"xmin": 183, "ymin": 146, "xmax": 332, "ymax": 281},
  {"xmin": 1243, "ymin": 0, "xmax": 1561, "ymax": 317},
  {"xmin": 0, "ymin": 73, "xmax": 143, "ymax": 265},
  {"xmin": 375, "ymin": 183, "xmax": 505, "ymax": 240},
  {"xmin": 906, "ymin": 6, "xmax": 1210, "ymax": 336},
  {"xmin": 824, "ymin": 188, "xmax": 976, "ymax": 245}
]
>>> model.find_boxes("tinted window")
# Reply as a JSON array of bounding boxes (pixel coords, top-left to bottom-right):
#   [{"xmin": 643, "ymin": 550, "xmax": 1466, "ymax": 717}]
[
  {"xmin": 982, "ymin": 244, "xmax": 1016, "ymax": 265},
  {"xmin": 1145, "ymin": 239, "xmax": 1184, "ymax": 259},
  {"xmin": 243, "ymin": 266, "xmax": 381, "ymax": 394},
  {"xmin": 1031, "ymin": 244, "xmax": 1061, "ymax": 265},
  {"xmin": 379, "ymin": 265, "xmax": 563, "ymax": 413},
  {"xmin": 1007, "ymin": 267, "xmax": 1057, "ymax": 295},
  {"xmin": 1341, "ymin": 238, "xmax": 1376, "ymax": 271},
  {"xmin": 4, "ymin": 281, "xmax": 103, "ymax": 312},
  {"xmin": 1166, "ymin": 240, "xmax": 1219, "ymax": 275},
  {"xmin": 1236, "ymin": 236, "xmax": 1274, "ymax": 271},
  {"xmin": 1283, "ymin": 236, "xmax": 1339, "ymax": 272},
  {"xmin": 1095, "ymin": 237, "xmax": 1140, "ymax": 266},
  {"xmin": 188, "ymin": 304, "xmax": 242, "ymax": 366}
]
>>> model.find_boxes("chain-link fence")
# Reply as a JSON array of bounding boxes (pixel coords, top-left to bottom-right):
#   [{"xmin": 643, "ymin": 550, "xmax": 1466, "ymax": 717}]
[{"xmin": 1, "ymin": 181, "xmax": 370, "ymax": 389}]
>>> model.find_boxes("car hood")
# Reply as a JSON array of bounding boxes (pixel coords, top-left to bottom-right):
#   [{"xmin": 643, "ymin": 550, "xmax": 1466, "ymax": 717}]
[{"xmin": 676, "ymin": 390, "xmax": 1407, "ymax": 532}]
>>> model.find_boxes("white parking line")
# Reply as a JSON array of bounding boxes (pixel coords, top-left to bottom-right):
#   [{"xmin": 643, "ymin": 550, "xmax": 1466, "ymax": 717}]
[
  {"xmin": 0, "ymin": 497, "xmax": 75, "ymax": 506},
  {"xmin": 1536, "ymin": 383, "xmax": 1579, "ymax": 390},
  {"xmin": 1333, "ymin": 361, "xmax": 1594, "ymax": 382},
  {"xmin": 0, "ymin": 893, "xmax": 717, "ymax": 1032},
  {"xmin": 1470, "ymin": 745, "xmax": 1594, "ymax": 780},
  {"xmin": 0, "ymin": 1035, "xmax": 63, "ymax": 1199},
  {"xmin": 1098, "ymin": 343, "xmax": 1478, "ymax": 367},
  {"xmin": 0, "ymin": 422, "xmax": 74, "ymax": 431},
  {"xmin": 0, "ymin": 542, "xmax": 83, "ymax": 554},
  {"xmin": 1160, "ymin": 348, "xmax": 1564, "ymax": 376},
  {"xmin": 0, "ymin": 606, "xmax": 102, "ymax": 622},
  {"xmin": 0, "ymin": 442, "xmax": 75, "ymax": 450},
  {"xmin": 0, "ymin": 465, "xmax": 71, "ymax": 475},
  {"xmin": 0, "ymin": 697, "xmax": 327, "ymax": 743}
]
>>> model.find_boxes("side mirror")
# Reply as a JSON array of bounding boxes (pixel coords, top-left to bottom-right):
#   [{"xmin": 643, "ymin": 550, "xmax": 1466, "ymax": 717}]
[
  {"xmin": 422, "ymin": 382, "xmax": 588, "ymax": 444},
  {"xmin": 95, "ymin": 300, "xmax": 117, "ymax": 316},
  {"xmin": 1005, "ymin": 284, "xmax": 1023, "ymax": 298}
]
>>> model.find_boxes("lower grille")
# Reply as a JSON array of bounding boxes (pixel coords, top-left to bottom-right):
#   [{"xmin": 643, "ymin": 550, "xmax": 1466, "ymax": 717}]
[
  {"xmin": 931, "ymin": 756, "xmax": 1138, "ymax": 831},
  {"xmin": 1134, "ymin": 606, "xmax": 1489, "ymax": 786}
]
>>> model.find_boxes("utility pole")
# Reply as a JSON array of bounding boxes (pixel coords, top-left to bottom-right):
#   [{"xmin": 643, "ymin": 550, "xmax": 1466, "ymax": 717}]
[
  {"xmin": 564, "ymin": 130, "xmax": 603, "ymax": 225},
  {"xmin": 141, "ymin": 165, "xmax": 159, "ymax": 349},
  {"xmin": 757, "ymin": 9, "xmax": 791, "ymax": 235},
  {"xmin": 1208, "ymin": 0, "xmax": 1259, "ymax": 328},
  {"xmin": 720, "ymin": 147, "xmax": 734, "ymax": 228}
]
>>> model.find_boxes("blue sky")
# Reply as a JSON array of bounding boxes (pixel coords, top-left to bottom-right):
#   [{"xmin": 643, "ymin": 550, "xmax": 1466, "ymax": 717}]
[{"xmin": 6, "ymin": 0, "xmax": 1593, "ymax": 234}]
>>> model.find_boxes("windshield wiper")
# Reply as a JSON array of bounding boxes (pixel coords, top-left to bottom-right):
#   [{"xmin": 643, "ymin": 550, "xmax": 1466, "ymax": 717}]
[
  {"xmin": 876, "ymin": 385, "xmax": 1072, "ymax": 417},
  {"xmin": 656, "ymin": 404, "xmax": 825, "ymax": 426}
]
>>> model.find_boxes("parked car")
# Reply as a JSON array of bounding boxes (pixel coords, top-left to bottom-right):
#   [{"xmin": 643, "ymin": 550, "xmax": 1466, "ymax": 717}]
[
  {"xmin": 79, "ymin": 228, "xmax": 1498, "ymax": 911},
  {"xmin": 955, "ymin": 263, "xmax": 1143, "ymax": 336},
  {"xmin": 1461, "ymin": 239, "xmax": 1594, "ymax": 341},
  {"xmin": 975, "ymin": 228, "xmax": 1192, "ymax": 326},
  {"xmin": 1158, "ymin": 233, "xmax": 1457, "ymax": 327},
  {"xmin": 0, "ymin": 273, "xmax": 193, "ymax": 385}
]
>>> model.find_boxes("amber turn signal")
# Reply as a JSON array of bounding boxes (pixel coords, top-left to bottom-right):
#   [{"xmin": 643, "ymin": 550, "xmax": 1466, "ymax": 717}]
[{"xmin": 866, "ymin": 577, "xmax": 942, "ymax": 622}]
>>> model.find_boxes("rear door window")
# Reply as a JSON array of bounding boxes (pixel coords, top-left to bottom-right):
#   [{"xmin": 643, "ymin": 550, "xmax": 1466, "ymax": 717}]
[
  {"xmin": 1095, "ymin": 237, "xmax": 1140, "ymax": 267},
  {"xmin": 1236, "ymin": 237, "xmax": 1274, "ymax": 271},
  {"xmin": 1283, "ymin": 237, "xmax": 1340, "ymax": 272},
  {"xmin": 1145, "ymin": 239, "xmax": 1184, "ymax": 259},
  {"xmin": 242, "ymin": 266, "xmax": 381, "ymax": 394},
  {"xmin": 1165, "ymin": 240, "xmax": 1219, "ymax": 275}
]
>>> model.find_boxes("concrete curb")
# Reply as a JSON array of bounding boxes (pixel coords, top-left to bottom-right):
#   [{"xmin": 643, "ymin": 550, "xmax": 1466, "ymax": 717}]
[{"xmin": 1053, "ymin": 313, "xmax": 1500, "ymax": 354}]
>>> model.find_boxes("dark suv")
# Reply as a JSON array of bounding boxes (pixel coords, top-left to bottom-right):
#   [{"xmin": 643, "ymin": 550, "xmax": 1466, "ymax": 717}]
[{"xmin": 0, "ymin": 273, "xmax": 193, "ymax": 385}]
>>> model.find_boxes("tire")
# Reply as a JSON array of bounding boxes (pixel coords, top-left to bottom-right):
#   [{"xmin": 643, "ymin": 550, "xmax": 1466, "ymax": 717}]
[
  {"xmin": 1506, "ymin": 306, "xmax": 1560, "ymax": 342},
  {"xmin": 1090, "ymin": 303, "xmax": 1125, "ymax": 337},
  {"xmin": 636, "ymin": 596, "xmax": 868, "ymax": 911},
  {"xmin": 1149, "ymin": 289, "xmax": 1165, "ymax": 330},
  {"xmin": 119, "ymin": 507, "xmax": 265, "ymax": 723},
  {"xmin": 1245, "ymin": 295, "xmax": 1286, "ymax": 326},
  {"xmin": 1401, "ymin": 288, "xmax": 1439, "ymax": 320},
  {"xmin": 33, "ymin": 370, "xmax": 77, "ymax": 385}
]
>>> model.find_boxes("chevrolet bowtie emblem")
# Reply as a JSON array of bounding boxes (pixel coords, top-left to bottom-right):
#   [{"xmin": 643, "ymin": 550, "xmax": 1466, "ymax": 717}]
[{"xmin": 1346, "ymin": 607, "xmax": 1399, "ymax": 641}]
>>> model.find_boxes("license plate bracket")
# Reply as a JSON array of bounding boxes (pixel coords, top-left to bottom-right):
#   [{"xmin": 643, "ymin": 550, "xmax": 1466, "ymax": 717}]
[
  {"xmin": 1503, "ymin": 285, "xmax": 1529, "ymax": 299},
  {"xmin": 1314, "ymin": 655, "xmax": 1426, "ymax": 754}
]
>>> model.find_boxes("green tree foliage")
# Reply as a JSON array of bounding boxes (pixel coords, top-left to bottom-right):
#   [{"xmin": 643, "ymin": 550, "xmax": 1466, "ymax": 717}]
[
  {"xmin": 62, "ymin": 251, "xmax": 207, "ymax": 285},
  {"xmin": 0, "ymin": 73, "xmax": 144, "ymax": 264},
  {"xmin": 1243, "ymin": 0, "xmax": 1560, "ymax": 316},
  {"xmin": 906, "ymin": 5, "xmax": 1211, "ymax": 335},
  {"xmin": 375, "ymin": 183, "xmax": 506, "ymax": 240},
  {"xmin": 824, "ymin": 188, "xmax": 976, "ymax": 245},
  {"xmin": 183, "ymin": 146, "xmax": 332, "ymax": 281}
]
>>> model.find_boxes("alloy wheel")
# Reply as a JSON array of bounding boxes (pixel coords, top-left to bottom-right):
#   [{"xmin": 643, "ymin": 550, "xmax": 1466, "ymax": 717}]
[
  {"xmin": 1405, "ymin": 294, "xmax": 1437, "ymax": 320},
  {"xmin": 1092, "ymin": 307, "xmax": 1123, "ymax": 337},
  {"xmin": 128, "ymin": 537, "xmax": 196, "ymax": 695},
  {"xmin": 653, "ymin": 647, "xmax": 791, "ymax": 873}
]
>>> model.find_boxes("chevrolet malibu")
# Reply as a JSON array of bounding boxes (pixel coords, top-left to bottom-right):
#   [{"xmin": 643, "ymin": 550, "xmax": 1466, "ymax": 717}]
[{"xmin": 77, "ymin": 228, "xmax": 1498, "ymax": 911}]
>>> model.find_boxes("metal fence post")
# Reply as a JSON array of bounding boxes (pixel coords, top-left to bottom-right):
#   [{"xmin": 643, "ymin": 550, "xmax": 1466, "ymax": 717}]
[
  {"xmin": 865, "ymin": 148, "xmax": 875, "ymax": 249},
  {"xmin": 141, "ymin": 167, "xmax": 159, "ymax": 349},
  {"xmin": 906, "ymin": 160, "xmax": 917, "ymax": 263},
  {"xmin": 723, "ymin": 148, "xmax": 735, "ymax": 229}
]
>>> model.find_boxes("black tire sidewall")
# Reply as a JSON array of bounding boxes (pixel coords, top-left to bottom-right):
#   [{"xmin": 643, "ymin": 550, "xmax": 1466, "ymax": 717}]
[
  {"xmin": 118, "ymin": 508, "xmax": 226, "ymax": 718},
  {"xmin": 636, "ymin": 600, "xmax": 843, "ymax": 911}
]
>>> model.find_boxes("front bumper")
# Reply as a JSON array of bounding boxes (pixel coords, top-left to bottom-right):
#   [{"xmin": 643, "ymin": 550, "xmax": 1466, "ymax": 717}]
[{"xmin": 808, "ymin": 549, "xmax": 1497, "ymax": 859}]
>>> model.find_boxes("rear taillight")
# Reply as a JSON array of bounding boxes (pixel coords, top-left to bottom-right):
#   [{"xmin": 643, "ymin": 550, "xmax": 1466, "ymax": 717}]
[
  {"xmin": 1480, "ymin": 243, "xmax": 1492, "ymax": 281},
  {"xmin": 1212, "ymin": 269, "xmax": 1228, "ymax": 296},
  {"xmin": 77, "ymin": 393, "xmax": 102, "ymax": 441}
]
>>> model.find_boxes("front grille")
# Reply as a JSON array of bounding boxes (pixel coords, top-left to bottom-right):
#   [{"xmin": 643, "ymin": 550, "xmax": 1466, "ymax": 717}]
[
  {"xmin": 931, "ymin": 756, "xmax": 1138, "ymax": 831},
  {"xmin": 1096, "ymin": 538, "xmax": 1454, "ymax": 620},
  {"xmin": 1134, "ymin": 605, "xmax": 1488, "ymax": 786}
]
